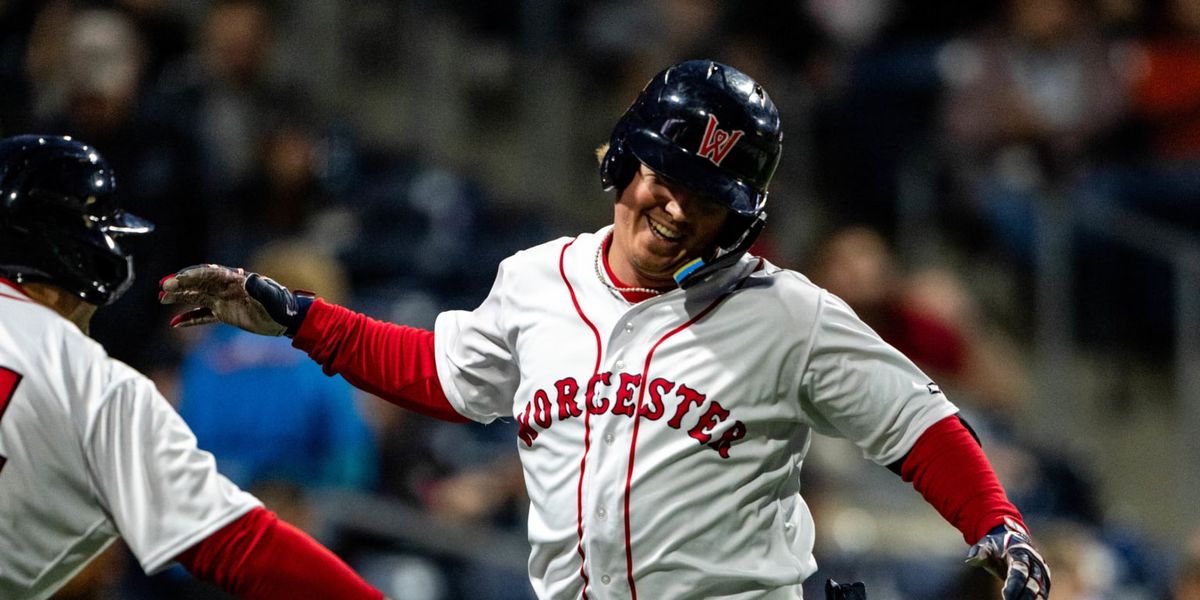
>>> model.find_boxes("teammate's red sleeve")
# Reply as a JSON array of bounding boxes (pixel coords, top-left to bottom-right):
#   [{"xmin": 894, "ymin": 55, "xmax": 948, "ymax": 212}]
[
  {"xmin": 175, "ymin": 507, "xmax": 382, "ymax": 600},
  {"xmin": 898, "ymin": 415, "xmax": 1026, "ymax": 544},
  {"xmin": 292, "ymin": 298, "xmax": 468, "ymax": 423}
]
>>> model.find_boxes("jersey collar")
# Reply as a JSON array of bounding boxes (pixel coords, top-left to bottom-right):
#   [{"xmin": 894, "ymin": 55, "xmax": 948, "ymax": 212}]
[
  {"xmin": 589, "ymin": 225, "xmax": 758, "ymax": 299},
  {"xmin": 0, "ymin": 277, "xmax": 32, "ymax": 300}
]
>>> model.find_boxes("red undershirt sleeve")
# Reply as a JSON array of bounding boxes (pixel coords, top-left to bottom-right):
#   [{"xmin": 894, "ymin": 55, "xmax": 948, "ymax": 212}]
[
  {"xmin": 898, "ymin": 415, "xmax": 1027, "ymax": 545},
  {"xmin": 291, "ymin": 298, "xmax": 467, "ymax": 423},
  {"xmin": 175, "ymin": 507, "xmax": 382, "ymax": 600}
]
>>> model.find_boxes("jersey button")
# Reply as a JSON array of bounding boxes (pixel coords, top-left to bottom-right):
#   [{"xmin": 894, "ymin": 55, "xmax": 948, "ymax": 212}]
[
  {"xmin": 600, "ymin": 574, "xmax": 612, "ymax": 585},
  {"xmin": 597, "ymin": 506, "xmax": 607, "ymax": 519},
  {"xmin": 614, "ymin": 360, "xmax": 625, "ymax": 370},
  {"xmin": 624, "ymin": 323, "xmax": 634, "ymax": 333},
  {"xmin": 603, "ymin": 432, "xmax": 615, "ymax": 445}
]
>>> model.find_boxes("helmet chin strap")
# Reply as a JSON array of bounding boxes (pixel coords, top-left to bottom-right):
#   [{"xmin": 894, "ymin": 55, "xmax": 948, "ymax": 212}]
[{"xmin": 673, "ymin": 211, "xmax": 767, "ymax": 289}]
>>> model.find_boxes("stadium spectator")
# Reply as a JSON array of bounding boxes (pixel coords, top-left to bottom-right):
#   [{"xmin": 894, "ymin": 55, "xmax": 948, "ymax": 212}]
[
  {"xmin": 940, "ymin": 0, "xmax": 1126, "ymax": 264},
  {"xmin": 25, "ymin": 5, "xmax": 207, "ymax": 373},
  {"xmin": 1097, "ymin": 0, "xmax": 1200, "ymax": 233},
  {"xmin": 1175, "ymin": 547, "xmax": 1200, "ymax": 600},
  {"xmin": 156, "ymin": 0, "xmax": 302, "ymax": 200},
  {"xmin": 808, "ymin": 226, "xmax": 1036, "ymax": 420}
]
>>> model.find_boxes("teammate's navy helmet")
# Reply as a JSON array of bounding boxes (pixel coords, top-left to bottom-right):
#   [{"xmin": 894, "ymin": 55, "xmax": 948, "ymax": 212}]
[
  {"xmin": 600, "ymin": 59, "xmax": 783, "ymax": 217},
  {"xmin": 0, "ymin": 135, "xmax": 153, "ymax": 305}
]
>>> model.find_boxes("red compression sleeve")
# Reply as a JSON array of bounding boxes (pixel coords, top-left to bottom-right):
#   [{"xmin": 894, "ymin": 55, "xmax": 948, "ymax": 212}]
[
  {"xmin": 175, "ymin": 507, "xmax": 382, "ymax": 600},
  {"xmin": 292, "ymin": 298, "xmax": 467, "ymax": 423},
  {"xmin": 899, "ymin": 415, "xmax": 1026, "ymax": 544}
]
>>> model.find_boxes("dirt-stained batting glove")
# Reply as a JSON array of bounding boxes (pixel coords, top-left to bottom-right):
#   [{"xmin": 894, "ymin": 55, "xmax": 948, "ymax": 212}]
[
  {"xmin": 965, "ymin": 517, "xmax": 1051, "ymax": 600},
  {"xmin": 159, "ymin": 264, "xmax": 313, "ymax": 337}
]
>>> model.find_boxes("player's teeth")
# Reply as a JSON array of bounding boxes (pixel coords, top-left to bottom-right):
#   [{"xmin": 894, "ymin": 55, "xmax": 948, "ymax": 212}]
[{"xmin": 650, "ymin": 220, "xmax": 681, "ymax": 240}]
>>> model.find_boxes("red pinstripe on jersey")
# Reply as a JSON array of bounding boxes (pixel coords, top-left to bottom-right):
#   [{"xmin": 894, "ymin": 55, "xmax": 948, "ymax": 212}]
[
  {"xmin": 621, "ymin": 259, "xmax": 761, "ymax": 599},
  {"xmin": 559, "ymin": 238, "xmax": 602, "ymax": 599},
  {"xmin": 0, "ymin": 367, "xmax": 23, "ymax": 474},
  {"xmin": 0, "ymin": 278, "xmax": 32, "ymax": 303}
]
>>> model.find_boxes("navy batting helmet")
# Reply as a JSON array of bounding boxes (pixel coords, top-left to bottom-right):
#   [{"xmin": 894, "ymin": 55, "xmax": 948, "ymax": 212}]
[
  {"xmin": 0, "ymin": 135, "xmax": 153, "ymax": 305},
  {"xmin": 600, "ymin": 60, "xmax": 783, "ymax": 286}
]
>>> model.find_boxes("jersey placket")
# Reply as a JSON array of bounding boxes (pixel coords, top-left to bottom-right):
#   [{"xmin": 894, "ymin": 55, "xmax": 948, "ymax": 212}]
[
  {"xmin": 576, "ymin": 296, "xmax": 658, "ymax": 598},
  {"xmin": 567, "ymin": 237, "xmax": 751, "ymax": 598},
  {"xmin": 582, "ymin": 291, "xmax": 698, "ymax": 599}
]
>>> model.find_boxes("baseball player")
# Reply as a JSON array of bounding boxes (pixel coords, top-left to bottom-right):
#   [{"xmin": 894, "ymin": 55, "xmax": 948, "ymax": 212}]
[
  {"xmin": 161, "ymin": 60, "xmax": 1052, "ymax": 599},
  {"xmin": 0, "ymin": 135, "xmax": 384, "ymax": 600}
]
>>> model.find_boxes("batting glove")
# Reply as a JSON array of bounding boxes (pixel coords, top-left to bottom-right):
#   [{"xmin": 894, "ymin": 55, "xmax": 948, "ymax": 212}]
[
  {"xmin": 159, "ymin": 264, "xmax": 313, "ymax": 337},
  {"xmin": 965, "ymin": 517, "xmax": 1051, "ymax": 600},
  {"xmin": 825, "ymin": 579, "xmax": 867, "ymax": 600}
]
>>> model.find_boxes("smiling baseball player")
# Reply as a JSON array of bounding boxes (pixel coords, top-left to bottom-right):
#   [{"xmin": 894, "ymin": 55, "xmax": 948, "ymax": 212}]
[{"xmin": 161, "ymin": 60, "xmax": 1051, "ymax": 599}]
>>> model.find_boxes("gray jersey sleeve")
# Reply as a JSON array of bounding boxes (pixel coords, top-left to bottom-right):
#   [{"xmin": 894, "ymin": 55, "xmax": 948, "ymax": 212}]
[
  {"xmin": 434, "ymin": 259, "xmax": 521, "ymax": 423},
  {"xmin": 85, "ymin": 368, "xmax": 260, "ymax": 574},
  {"xmin": 798, "ymin": 291, "xmax": 958, "ymax": 465}
]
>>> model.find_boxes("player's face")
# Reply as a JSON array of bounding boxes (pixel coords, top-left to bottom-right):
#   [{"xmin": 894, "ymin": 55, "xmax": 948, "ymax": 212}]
[{"xmin": 610, "ymin": 164, "xmax": 729, "ymax": 288}]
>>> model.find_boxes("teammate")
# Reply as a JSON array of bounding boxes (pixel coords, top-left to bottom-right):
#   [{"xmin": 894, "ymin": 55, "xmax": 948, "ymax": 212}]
[
  {"xmin": 0, "ymin": 135, "xmax": 384, "ymax": 600},
  {"xmin": 161, "ymin": 60, "xmax": 1052, "ymax": 599}
]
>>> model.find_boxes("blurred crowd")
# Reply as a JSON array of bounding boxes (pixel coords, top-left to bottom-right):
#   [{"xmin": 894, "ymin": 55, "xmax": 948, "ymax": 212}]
[{"xmin": 3, "ymin": 0, "xmax": 1199, "ymax": 599}]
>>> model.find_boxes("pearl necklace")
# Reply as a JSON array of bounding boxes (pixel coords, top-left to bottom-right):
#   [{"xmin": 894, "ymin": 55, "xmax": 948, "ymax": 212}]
[{"xmin": 594, "ymin": 240, "xmax": 664, "ymax": 296}]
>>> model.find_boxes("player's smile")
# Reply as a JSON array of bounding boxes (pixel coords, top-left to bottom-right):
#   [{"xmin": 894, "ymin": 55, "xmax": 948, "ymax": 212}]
[{"xmin": 647, "ymin": 216, "xmax": 682, "ymax": 241}]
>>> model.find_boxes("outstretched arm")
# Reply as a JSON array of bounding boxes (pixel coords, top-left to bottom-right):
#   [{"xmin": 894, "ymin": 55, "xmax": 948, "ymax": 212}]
[
  {"xmin": 175, "ymin": 506, "xmax": 384, "ymax": 600},
  {"xmin": 160, "ymin": 265, "xmax": 466, "ymax": 422},
  {"xmin": 891, "ymin": 415, "xmax": 1051, "ymax": 600},
  {"xmin": 802, "ymin": 294, "xmax": 1050, "ymax": 599},
  {"xmin": 293, "ymin": 298, "xmax": 467, "ymax": 422}
]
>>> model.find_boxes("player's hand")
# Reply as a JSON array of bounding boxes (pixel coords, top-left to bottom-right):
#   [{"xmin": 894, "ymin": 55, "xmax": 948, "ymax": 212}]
[
  {"xmin": 965, "ymin": 518, "xmax": 1051, "ymax": 600},
  {"xmin": 159, "ymin": 264, "xmax": 313, "ymax": 336},
  {"xmin": 824, "ymin": 579, "xmax": 867, "ymax": 600}
]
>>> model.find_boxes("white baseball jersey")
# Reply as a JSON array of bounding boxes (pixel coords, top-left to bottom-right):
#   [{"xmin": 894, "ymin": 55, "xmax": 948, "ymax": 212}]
[
  {"xmin": 0, "ymin": 280, "xmax": 261, "ymax": 600},
  {"xmin": 434, "ymin": 227, "xmax": 957, "ymax": 599}
]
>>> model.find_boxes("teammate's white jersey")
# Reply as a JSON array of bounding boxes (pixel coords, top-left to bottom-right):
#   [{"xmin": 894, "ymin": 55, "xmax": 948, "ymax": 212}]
[
  {"xmin": 435, "ymin": 227, "xmax": 957, "ymax": 599},
  {"xmin": 0, "ymin": 280, "xmax": 260, "ymax": 600}
]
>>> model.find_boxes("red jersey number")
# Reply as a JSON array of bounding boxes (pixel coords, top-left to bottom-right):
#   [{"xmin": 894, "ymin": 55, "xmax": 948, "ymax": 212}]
[{"xmin": 0, "ymin": 367, "xmax": 22, "ymax": 474}]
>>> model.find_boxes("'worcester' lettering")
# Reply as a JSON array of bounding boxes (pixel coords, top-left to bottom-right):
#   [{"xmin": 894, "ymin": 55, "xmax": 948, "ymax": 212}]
[
  {"xmin": 640, "ymin": 377, "xmax": 672, "ymax": 420},
  {"xmin": 667, "ymin": 384, "xmax": 705, "ymax": 428},
  {"xmin": 515, "ymin": 372, "xmax": 745, "ymax": 458},
  {"xmin": 586, "ymin": 372, "xmax": 613, "ymax": 414},
  {"xmin": 533, "ymin": 389, "xmax": 552, "ymax": 428},
  {"xmin": 612, "ymin": 373, "xmax": 641, "ymax": 416},
  {"xmin": 555, "ymin": 377, "xmax": 581, "ymax": 420},
  {"xmin": 517, "ymin": 402, "xmax": 538, "ymax": 447}
]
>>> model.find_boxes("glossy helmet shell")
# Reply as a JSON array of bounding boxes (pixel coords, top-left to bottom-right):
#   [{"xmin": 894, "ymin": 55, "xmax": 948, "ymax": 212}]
[
  {"xmin": 600, "ymin": 59, "xmax": 783, "ymax": 219},
  {"xmin": 0, "ymin": 135, "xmax": 153, "ymax": 305}
]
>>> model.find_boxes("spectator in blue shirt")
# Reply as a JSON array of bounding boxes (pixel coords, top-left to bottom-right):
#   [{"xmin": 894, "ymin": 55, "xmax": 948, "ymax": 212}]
[{"xmin": 178, "ymin": 240, "xmax": 376, "ymax": 491}]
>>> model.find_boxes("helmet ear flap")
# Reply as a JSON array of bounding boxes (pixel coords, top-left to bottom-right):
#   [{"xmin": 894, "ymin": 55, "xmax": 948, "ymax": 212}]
[{"xmin": 600, "ymin": 137, "xmax": 638, "ymax": 193}]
